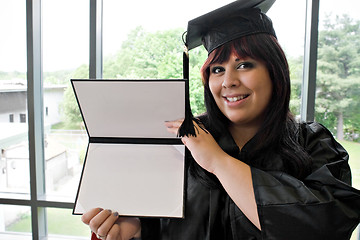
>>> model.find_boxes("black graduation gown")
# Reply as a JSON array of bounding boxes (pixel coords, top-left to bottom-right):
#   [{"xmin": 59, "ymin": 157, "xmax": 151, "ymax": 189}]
[{"xmin": 140, "ymin": 121, "xmax": 360, "ymax": 240}]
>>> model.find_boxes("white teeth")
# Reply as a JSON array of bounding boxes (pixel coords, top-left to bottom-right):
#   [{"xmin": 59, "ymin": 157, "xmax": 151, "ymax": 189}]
[{"xmin": 226, "ymin": 95, "xmax": 248, "ymax": 102}]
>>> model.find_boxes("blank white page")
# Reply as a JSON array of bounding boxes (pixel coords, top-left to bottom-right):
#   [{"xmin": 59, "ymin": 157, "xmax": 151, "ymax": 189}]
[
  {"xmin": 73, "ymin": 143, "xmax": 185, "ymax": 218},
  {"xmin": 72, "ymin": 80, "xmax": 185, "ymax": 138}
]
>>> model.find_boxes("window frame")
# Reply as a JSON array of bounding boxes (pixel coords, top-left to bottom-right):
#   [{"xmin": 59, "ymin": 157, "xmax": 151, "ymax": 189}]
[{"xmin": 1, "ymin": 0, "xmax": 349, "ymax": 239}]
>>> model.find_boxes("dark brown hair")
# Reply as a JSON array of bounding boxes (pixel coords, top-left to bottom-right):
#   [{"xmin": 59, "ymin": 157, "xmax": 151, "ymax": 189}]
[{"xmin": 200, "ymin": 33, "xmax": 311, "ymax": 179}]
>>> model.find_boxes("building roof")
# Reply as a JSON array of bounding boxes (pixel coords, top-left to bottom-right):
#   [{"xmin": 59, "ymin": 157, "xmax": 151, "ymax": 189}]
[{"xmin": 0, "ymin": 79, "xmax": 66, "ymax": 93}]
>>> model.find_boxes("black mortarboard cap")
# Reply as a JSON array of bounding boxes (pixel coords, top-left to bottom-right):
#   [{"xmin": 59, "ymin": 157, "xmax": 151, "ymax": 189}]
[
  {"xmin": 178, "ymin": 0, "xmax": 276, "ymax": 137},
  {"xmin": 186, "ymin": 0, "xmax": 276, "ymax": 54}
]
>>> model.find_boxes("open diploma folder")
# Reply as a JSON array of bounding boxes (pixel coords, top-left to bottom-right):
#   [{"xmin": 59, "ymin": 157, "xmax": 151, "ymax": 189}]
[{"xmin": 72, "ymin": 79, "xmax": 186, "ymax": 218}]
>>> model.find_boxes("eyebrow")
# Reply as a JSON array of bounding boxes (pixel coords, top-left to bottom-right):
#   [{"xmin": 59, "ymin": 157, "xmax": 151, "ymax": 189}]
[{"xmin": 235, "ymin": 57, "xmax": 254, "ymax": 62}]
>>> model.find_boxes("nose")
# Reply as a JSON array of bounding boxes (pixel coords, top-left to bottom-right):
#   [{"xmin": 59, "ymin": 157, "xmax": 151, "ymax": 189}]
[{"xmin": 222, "ymin": 71, "xmax": 239, "ymax": 88}]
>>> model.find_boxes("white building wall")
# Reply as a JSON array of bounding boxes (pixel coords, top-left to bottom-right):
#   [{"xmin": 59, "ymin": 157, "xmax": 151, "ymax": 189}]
[
  {"xmin": 0, "ymin": 91, "xmax": 27, "ymax": 123},
  {"xmin": 43, "ymin": 86, "xmax": 66, "ymax": 125},
  {"xmin": 0, "ymin": 85, "xmax": 66, "ymax": 125}
]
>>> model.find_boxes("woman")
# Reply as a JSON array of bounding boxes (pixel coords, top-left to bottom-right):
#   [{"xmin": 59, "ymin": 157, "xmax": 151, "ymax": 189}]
[{"xmin": 82, "ymin": 1, "xmax": 360, "ymax": 239}]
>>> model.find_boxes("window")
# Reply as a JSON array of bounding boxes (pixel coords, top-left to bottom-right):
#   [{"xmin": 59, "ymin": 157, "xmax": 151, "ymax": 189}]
[
  {"xmin": 0, "ymin": 204, "xmax": 31, "ymax": 238},
  {"xmin": 102, "ymin": 0, "xmax": 241, "ymax": 115},
  {"xmin": 19, "ymin": 114, "xmax": 26, "ymax": 123},
  {"xmin": 317, "ymin": 1, "xmax": 360, "ymax": 237},
  {"xmin": 42, "ymin": 0, "xmax": 89, "ymax": 201},
  {"xmin": 0, "ymin": 1, "xmax": 29, "ymax": 195},
  {"xmin": 268, "ymin": 0, "xmax": 306, "ymax": 118},
  {"xmin": 0, "ymin": 1, "xmax": 31, "ymax": 237},
  {"xmin": 0, "ymin": 0, "xmax": 89, "ymax": 238},
  {"xmin": 316, "ymin": 0, "xmax": 360, "ymax": 145},
  {"xmin": 9, "ymin": 114, "xmax": 14, "ymax": 123},
  {"xmin": 0, "ymin": 0, "xmax": 358, "ymax": 239}
]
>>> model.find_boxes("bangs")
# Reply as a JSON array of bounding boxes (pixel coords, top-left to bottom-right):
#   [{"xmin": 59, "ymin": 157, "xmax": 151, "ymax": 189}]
[
  {"xmin": 201, "ymin": 36, "xmax": 260, "ymax": 85},
  {"xmin": 208, "ymin": 40, "xmax": 253, "ymax": 65}
]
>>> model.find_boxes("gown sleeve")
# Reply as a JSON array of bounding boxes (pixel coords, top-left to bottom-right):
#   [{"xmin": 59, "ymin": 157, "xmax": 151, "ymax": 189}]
[
  {"xmin": 251, "ymin": 122, "xmax": 360, "ymax": 240},
  {"xmin": 139, "ymin": 218, "xmax": 160, "ymax": 240}
]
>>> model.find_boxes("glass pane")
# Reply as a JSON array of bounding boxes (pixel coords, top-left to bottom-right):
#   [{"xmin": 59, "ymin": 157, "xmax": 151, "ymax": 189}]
[
  {"xmin": 0, "ymin": 204, "xmax": 31, "ymax": 238},
  {"xmin": 103, "ymin": 0, "xmax": 234, "ymax": 60},
  {"xmin": 102, "ymin": 0, "xmax": 237, "ymax": 116},
  {"xmin": 42, "ymin": 0, "xmax": 89, "ymax": 199},
  {"xmin": 47, "ymin": 208, "xmax": 89, "ymax": 239},
  {"xmin": 318, "ymin": 1, "xmax": 360, "ymax": 239},
  {"xmin": 0, "ymin": 1, "xmax": 30, "ymax": 194},
  {"xmin": 268, "ymin": 0, "xmax": 306, "ymax": 118},
  {"xmin": 102, "ymin": 0, "xmax": 305, "ymax": 117}
]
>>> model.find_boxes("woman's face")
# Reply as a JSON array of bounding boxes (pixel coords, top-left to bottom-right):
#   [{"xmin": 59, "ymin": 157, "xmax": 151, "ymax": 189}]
[{"xmin": 208, "ymin": 54, "xmax": 273, "ymax": 128}]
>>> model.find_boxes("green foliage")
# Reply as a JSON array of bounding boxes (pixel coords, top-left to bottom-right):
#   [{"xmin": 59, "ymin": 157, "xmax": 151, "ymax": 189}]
[
  {"xmin": 103, "ymin": 26, "xmax": 184, "ymax": 79},
  {"xmin": 44, "ymin": 69, "xmax": 73, "ymax": 85},
  {"xmin": 59, "ymin": 64, "xmax": 89, "ymax": 129},
  {"xmin": 6, "ymin": 208, "xmax": 89, "ymax": 237},
  {"xmin": 288, "ymin": 56, "xmax": 303, "ymax": 117},
  {"xmin": 0, "ymin": 71, "xmax": 26, "ymax": 80},
  {"xmin": 102, "ymin": 26, "xmax": 207, "ymax": 115},
  {"xmin": 60, "ymin": 83, "xmax": 83, "ymax": 129},
  {"xmin": 72, "ymin": 64, "xmax": 89, "ymax": 79},
  {"xmin": 338, "ymin": 140, "xmax": 360, "ymax": 190},
  {"xmin": 188, "ymin": 47, "xmax": 208, "ymax": 115},
  {"xmin": 316, "ymin": 14, "xmax": 360, "ymax": 141},
  {"xmin": 59, "ymin": 27, "xmax": 207, "ymax": 127},
  {"xmin": 6, "ymin": 211, "xmax": 31, "ymax": 233},
  {"xmin": 46, "ymin": 208, "xmax": 89, "ymax": 236}
]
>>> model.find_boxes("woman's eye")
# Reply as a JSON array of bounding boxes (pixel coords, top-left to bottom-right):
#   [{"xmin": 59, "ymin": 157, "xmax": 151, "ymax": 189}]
[
  {"xmin": 238, "ymin": 62, "xmax": 254, "ymax": 69},
  {"xmin": 211, "ymin": 66, "xmax": 225, "ymax": 74}
]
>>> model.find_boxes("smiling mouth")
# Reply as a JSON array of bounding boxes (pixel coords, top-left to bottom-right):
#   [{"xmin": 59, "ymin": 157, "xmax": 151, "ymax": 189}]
[{"xmin": 225, "ymin": 95, "xmax": 250, "ymax": 102}]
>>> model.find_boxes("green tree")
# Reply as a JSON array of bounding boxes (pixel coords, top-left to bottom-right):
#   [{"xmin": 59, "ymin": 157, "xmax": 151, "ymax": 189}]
[
  {"xmin": 103, "ymin": 26, "xmax": 184, "ymax": 79},
  {"xmin": 288, "ymin": 56, "xmax": 303, "ymax": 117},
  {"xmin": 44, "ymin": 70, "xmax": 73, "ymax": 85},
  {"xmin": 316, "ymin": 14, "xmax": 360, "ymax": 141},
  {"xmin": 103, "ymin": 26, "xmax": 207, "ymax": 114},
  {"xmin": 188, "ymin": 47, "xmax": 208, "ymax": 115},
  {"xmin": 0, "ymin": 71, "xmax": 26, "ymax": 80},
  {"xmin": 59, "ymin": 64, "xmax": 89, "ymax": 128},
  {"xmin": 61, "ymin": 27, "xmax": 207, "ymax": 128}
]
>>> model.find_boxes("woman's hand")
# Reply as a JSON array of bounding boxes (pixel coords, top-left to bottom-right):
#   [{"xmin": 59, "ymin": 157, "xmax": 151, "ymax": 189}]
[
  {"xmin": 165, "ymin": 119, "xmax": 226, "ymax": 174},
  {"xmin": 81, "ymin": 208, "xmax": 141, "ymax": 240},
  {"xmin": 165, "ymin": 119, "xmax": 260, "ymax": 229}
]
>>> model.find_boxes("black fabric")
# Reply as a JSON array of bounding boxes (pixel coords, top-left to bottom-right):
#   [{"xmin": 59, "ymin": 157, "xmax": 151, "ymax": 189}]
[
  {"xmin": 186, "ymin": 0, "xmax": 276, "ymax": 53},
  {"xmin": 140, "ymin": 118, "xmax": 360, "ymax": 239}
]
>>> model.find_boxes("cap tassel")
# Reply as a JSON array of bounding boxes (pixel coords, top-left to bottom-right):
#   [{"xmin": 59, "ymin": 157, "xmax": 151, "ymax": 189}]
[{"xmin": 177, "ymin": 46, "xmax": 199, "ymax": 137}]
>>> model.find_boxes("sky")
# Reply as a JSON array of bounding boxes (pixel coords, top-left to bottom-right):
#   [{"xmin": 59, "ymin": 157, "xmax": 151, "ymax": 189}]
[{"xmin": 1, "ymin": 0, "xmax": 360, "ymax": 72}]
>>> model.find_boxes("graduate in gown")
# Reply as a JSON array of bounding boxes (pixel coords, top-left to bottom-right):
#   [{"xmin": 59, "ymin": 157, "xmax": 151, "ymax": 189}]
[{"xmin": 82, "ymin": 0, "xmax": 360, "ymax": 239}]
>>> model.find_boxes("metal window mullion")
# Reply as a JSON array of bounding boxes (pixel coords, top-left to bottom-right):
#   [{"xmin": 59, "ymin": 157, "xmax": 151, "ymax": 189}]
[
  {"xmin": 301, "ymin": 0, "xmax": 319, "ymax": 122},
  {"xmin": 89, "ymin": 0, "xmax": 103, "ymax": 79},
  {"xmin": 26, "ymin": 0, "xmax": 47, "ymax": 239}
]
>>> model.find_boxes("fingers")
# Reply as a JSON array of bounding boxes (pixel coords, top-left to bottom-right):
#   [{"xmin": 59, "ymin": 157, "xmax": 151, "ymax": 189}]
[
  {"xmin": 82, "ymin": 208, "xmax": 141, "ymax": 240},
  {"xmin": 164, "ymin": 119, "xmax": 183, "ymax": 128},
  {"xmin": 93, "ymin": 210, "xmax": 119, "ymax": 239},
  {"xmin": 165, "ymin": 119, "xmax": 208, "ymax": 140},
  {"xmin": 164, "ymin": 119, "xmax": 183, "ymax": 134},
  {"xmin": 81, "ymin": 207, "xmax": 103, "ymax": 225},
  {"xmin": 107, "ymin": 217, "xmax": 141, "ymax": 240}
]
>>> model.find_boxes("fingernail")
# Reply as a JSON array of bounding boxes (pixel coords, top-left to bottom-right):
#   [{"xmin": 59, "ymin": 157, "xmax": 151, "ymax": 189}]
[
  {"xmin": 113, "ymin": 212, "xmax": 119, "ymax": 217},
  {"xmin": 98, "ymin": 208, "xmax": 103, "ymax": 211},
  {"xmin": 107, "ymin": 209, "xmax": 112, "ymax": 214}
]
